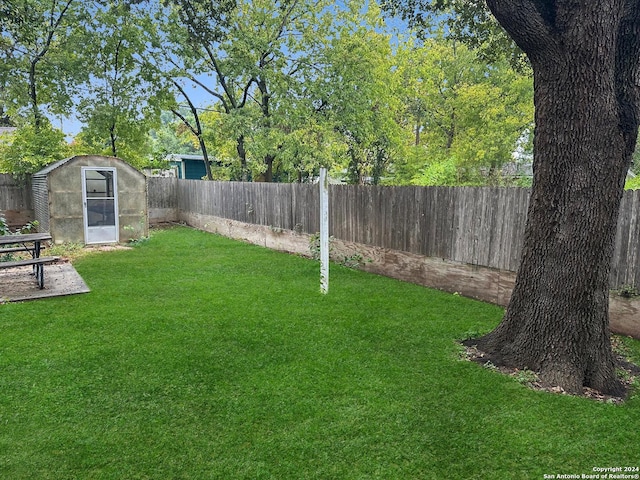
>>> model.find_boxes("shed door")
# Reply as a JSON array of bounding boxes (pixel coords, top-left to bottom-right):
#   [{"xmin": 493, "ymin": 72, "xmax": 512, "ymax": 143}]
[{"xmin": 82, "ymin": 167, "xmax": 119, "ymax": 244}]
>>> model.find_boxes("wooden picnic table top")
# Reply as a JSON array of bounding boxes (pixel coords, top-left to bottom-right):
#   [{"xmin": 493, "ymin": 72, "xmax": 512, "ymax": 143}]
[{"xmin": 0, "ymin": 232, "xmax": 52, "ymax": 246}]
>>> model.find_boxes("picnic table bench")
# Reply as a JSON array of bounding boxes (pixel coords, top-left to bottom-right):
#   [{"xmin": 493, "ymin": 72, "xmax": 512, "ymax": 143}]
[{"xmin": 0, "ymin": 233, "xmax": 59, "ymax": 289}]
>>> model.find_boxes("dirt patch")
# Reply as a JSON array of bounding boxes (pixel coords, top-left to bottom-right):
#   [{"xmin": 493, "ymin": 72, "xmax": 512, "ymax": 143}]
[
  {"xmin": 86, "ymin": 244, "xmax": 132, "ymax": 253},
  {"xmin": 84, "ymin": 244, "xmax": 132, "ymax": 253},
  {"xmin": 0, "ymin": 262, "xmax": 90, "ymax": 302},
  {"xmin": 0, "ymin": 242, "xmax": 135, "ymax": 303}
]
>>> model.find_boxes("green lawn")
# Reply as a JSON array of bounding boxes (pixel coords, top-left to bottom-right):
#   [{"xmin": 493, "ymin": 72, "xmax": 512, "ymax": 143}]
[{"xmin": 1, "ymin": 227, "xmax": 639, "ymax": 479}]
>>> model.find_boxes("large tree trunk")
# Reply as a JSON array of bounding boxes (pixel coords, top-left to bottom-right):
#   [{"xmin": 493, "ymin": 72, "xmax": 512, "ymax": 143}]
[{"xmin": 476, "ymin": 1, "xmax": 640, "ymax": 394}]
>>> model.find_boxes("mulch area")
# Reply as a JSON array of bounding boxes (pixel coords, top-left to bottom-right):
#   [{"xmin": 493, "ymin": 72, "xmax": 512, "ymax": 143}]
[{"xmin": 461, "ymin": 338, "xmax": 640, "ymax": 404}]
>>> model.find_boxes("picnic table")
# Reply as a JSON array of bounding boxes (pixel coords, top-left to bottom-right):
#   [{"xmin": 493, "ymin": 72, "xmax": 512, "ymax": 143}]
[{"xmin": 0, "ymin": 233, "xmax": 59, "ymax": 289}]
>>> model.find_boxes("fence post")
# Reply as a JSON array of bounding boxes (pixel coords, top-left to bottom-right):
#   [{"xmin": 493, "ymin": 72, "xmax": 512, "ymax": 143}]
[{"xmin": 320, "ymin": 167, "xmax": 329, "ymax": 294}]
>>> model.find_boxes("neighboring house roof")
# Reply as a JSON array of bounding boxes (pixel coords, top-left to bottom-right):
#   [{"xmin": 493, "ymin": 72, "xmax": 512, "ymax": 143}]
[
  {"xmin": 0, "ymin": 126, "xmax": 17, "ymax": 136},
  {"xmin": 166, "ymin": 153, "xmax": 206, "ymax": 162},
  {"xmin": 166, "ymin": 153, "xmax": 224, "ymax": 165},
  {"xmin": 166, "ymin": 153, "xmax": 221, "ymax": 180}
]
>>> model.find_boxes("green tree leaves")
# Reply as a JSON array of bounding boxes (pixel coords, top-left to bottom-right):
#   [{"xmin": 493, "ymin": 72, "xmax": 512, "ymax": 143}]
[
  {"xmin": 0, "ymin": 0, "xmax": 86, "ymax": 129},
  {"xmin": 395, "ymin": 35, "xmax": 533, "ymax": 185},
  {"xmin": 0, "ymin": 120, "xmax": 69, "ymax": 176},
  {"xmin": 0, "ymin": 0, "xmax": 534, "ymax": 183}
]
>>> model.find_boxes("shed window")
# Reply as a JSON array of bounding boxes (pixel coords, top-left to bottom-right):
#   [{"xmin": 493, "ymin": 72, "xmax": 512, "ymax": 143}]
[{"xmin": 85, "ymin": 170, "xmax": 114, "ymax": 198}]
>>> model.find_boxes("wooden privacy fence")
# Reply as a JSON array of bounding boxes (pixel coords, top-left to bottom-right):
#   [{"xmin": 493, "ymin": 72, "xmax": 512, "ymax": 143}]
[
  {"xmin": 0, "ymin": 173, "xmax": 33, "ymax": 228},
  {"xmin": 147, "ymin": 177, "xmax": 640, "ymax": 289},
  {"xmin": 331, "ymin": 185, "xmax": 531, "ymax": 272}
]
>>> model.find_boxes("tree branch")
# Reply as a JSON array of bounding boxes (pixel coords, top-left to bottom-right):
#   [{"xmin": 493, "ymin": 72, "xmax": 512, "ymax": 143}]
[
  {"xmin": 485, "ymin": 0, "xmax": 557, "ymax": 58},
  {"xmin": 170, "ymin": 80, "xmax": 200, "ymax": 137},
  {"xmin": 201, "ymin": 43, "xmax": 240, "ymax": 109}
]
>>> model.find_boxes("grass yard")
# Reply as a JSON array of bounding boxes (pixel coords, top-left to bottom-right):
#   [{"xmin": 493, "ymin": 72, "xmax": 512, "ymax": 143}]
[{"xmin": 1, "ymin": 226, "xmax": 639, "ymax": 479}]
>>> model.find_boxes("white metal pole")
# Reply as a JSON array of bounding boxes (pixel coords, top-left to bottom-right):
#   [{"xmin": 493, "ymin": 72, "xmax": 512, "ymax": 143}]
[{"xmin": 320, "ymin": 167, "xmax": 329, "ymax": 294}]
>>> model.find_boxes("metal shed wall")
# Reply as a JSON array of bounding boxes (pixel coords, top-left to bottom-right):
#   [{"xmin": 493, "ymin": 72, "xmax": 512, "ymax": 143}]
[
  {"xmin": 32, "ymin": 155, "xmax": 148, "ymax": 244},
  {"xmin": 31, "ymin": 174, "xmax": 50, "ymax": 232}
]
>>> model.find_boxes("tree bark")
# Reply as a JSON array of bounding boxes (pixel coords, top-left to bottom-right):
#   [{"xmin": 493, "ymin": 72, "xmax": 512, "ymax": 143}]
[
  {"xmin": 198, "ymin": 135, "xmax": 214, "ymax": 181},
  {"xmin": 236, "ymin": 134, "xmax": 249, "ymax": 181},
  {"xmin": 29, "ymin": 60, "xmax": 42, "ymax": 131},
  {"xmin": 109, "ymin": 123, "xmax": 117, "ymax": 157},
  {"xmin": 475, "ymin": 0, "xmax": 640, "ymax": 394}
]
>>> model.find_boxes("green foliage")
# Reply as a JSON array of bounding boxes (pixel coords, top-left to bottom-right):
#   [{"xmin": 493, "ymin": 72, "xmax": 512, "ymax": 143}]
[
  {"xmin": 308, "ymin": 232, "xmax": 368, "ymax": 268},
  {"xmin": 379, "ymin": 0, "xmax": 525, "ymax": 68},
  {"xmin": 152, "ymin": 0, "xmax": 408, "ymax": 183},
  {"xmin": 309, "ymin": 232, "xmax": 334, "ymax": 260},
  {"xmin": 512, "ymin": 368, "xmax": 539, "ymax": 386},
  {"xmin": 0, "ymin": 217, "xmax": 38, "ymax": 235},
  {"xmin": 0, "ymin": 216, "xmax": 7, "ymax": 236},
  {"xmin": 614, "ymin": 284, "xmax": 639, "ymax": 298},
  {"xmin": 275, "ymin": 120, "xmax": 348, "ymax": 182},
  {"xmin": 0, "ymin": 121, "xmax": 69, "ymax": 175},
  {"xmin": 318, "ymin": 3, "xmax": 405, "ymax": 184},
  {"xmin": 74, "ymin": 1, "xmax": 167, "ymax": 168},
  {"xmin": 395, "ymin": 35, "xmax": 534, "ymax": 186},
  {"xmin": 412, "ymin": 157, "xmax": 460, "ymax": 186},
  {"xmin": 149, "ymin": 111, "xmax": 200, "ymax": 161},
  {"xmin": 74, "ymin": 120, "xmax": 155, "ymax": 170},
  {"xmin": 0, "ymin": 0, "xmax": 88, "ymax": 126},
  {"xmin": 1, "ymin": 0, "xmax": 536, "ymax": 185},
  {"xmin": 209, "ymin": 0, "xmax": 350, "ymax": 181},
  {"xmin": 122, "ymin": 215, "xmax": 149, "ymax": 245},
  {"xmin": 625, "ymin": 175, "xmax": 640, "ymax": 190},
  {"xmin": 339, "ymin": 253, "xmax": 367, "ymax": 269},
  {"xmin": 15, "ymin": 219, "xmax": 38, "ymax": 234}
]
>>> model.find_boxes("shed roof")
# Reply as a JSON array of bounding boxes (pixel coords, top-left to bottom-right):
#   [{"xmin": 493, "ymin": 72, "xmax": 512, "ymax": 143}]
[
  {"xmin": 33, "ymin": 156, "xmax": 74, "ymax": 177},
  {"xmin": 33, "ymin": 155, "xmax": 144, "ymax": 178}
]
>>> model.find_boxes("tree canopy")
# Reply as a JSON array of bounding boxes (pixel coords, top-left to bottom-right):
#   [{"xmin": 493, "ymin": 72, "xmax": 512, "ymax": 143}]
[
  {"xmin": 1, "ymin": 0, "xmax": 535, "ymax": 182},
  {"xmin": 0, "ymin": 0, "xmax": 86, "ymax": 130},
  {"xmin": 395, "ymin": 34, "xmax": 533, "ymax": 185},
  {"xmin": 74, "ymin": 0, "xmax": 165, "ymax": 167}
]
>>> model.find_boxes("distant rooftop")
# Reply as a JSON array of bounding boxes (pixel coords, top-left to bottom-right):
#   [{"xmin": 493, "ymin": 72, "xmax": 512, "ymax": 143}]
[
  {"xmin": 0, "ymin": 126, "xmax": 17, "ymax": 135},
  {"xmin": 166, "ymin": 153, "xmax": 205, "ymax": 161}
]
